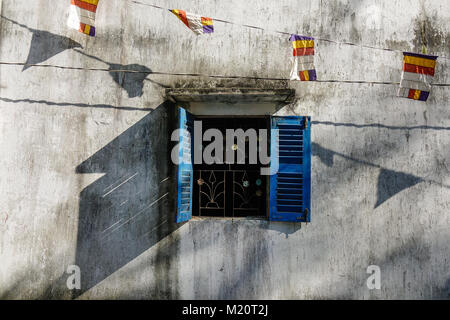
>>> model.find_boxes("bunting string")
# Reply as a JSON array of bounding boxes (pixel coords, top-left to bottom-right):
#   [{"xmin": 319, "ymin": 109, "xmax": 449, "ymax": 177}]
[
  {"xmin": 0, "ymin": 61, "xmax": 449, "ymax": 86},
  {"xmin": 0, "ymin": 2, "xmax": 449, "ymax": 96},
  {"xmin": 130, "ymin": 0, "xmax": 450, "ymax": 60}
]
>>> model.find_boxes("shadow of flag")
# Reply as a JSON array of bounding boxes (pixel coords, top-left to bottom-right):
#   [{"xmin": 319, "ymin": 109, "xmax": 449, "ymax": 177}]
[
  {"xmin": 375, "ymin": 168, "xmax": 423, "ymax": 208},
  {"xmin": 312, "ymin": 142, "xmax": 335, "ymax": 167},
  {"xmin": 0, "ymin": 15, "xmax": 83, "ymax": 71},
  {"xmin": 107, "ymin": 63, "xmax": 154, "ymax": 98},
  {"xmin": 23, "ymin": 29, "xmax": 83, "ymax": 71}
]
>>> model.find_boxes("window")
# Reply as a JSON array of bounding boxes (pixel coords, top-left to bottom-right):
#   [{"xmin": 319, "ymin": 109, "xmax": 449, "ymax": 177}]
[
  {"xmin": 176, "ymin": 107, "xmax": 311, "ymax": 223},
  {"xmin": 193, "ymin": 117, "xmax": 268, "ymax": 218}
]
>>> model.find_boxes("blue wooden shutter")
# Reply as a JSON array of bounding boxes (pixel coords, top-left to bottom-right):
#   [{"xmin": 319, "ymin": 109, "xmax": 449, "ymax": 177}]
[
  {"xmin": 269, "ymin": 116, "xmax": 311, "ymax": 222},
  {"xmin": 176, "ymin": 107, "xmax": 194, "ymax": 223}
]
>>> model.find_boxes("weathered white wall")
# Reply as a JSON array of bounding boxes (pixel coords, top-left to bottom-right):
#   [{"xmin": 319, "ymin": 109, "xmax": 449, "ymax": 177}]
[{"xmin": 0, "ymin": 0, "xmax": 449, "ymax": 299}]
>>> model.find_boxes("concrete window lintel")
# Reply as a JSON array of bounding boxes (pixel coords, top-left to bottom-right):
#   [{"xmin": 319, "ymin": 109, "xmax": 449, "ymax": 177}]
[{"xmin": 165, "ymin": 88, "xmax": 295, "ymax": 104}]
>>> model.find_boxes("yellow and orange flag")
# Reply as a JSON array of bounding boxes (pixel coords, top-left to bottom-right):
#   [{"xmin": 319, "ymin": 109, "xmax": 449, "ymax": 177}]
[{"xmin": 398, "ymin": 52, "xmax": 437, "ymax": 101}]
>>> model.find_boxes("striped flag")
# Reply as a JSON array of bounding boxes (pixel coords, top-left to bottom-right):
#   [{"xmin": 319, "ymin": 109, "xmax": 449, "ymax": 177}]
[
  {"xmin": 289, "ymin": 34, "xmax": 316, "ymax": 81},
  {"xmin": 67, "ymin": 0, "xmax": 99, "ymax": 37},
  {"xmin": 170, "ymin": 9, "xmax": 214, "ymax": 35},
  {"xmin": 397, "ymin": 52, "xmax": 438, "ymax": 101}
]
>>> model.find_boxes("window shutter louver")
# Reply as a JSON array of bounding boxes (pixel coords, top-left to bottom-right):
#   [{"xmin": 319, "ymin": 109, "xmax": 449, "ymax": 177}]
[
  {"xmin": 176, "ymin": 107, "xmax": 194, "ymax": 223},
  {"xmin": 269, "ymin": 116, "xmax": 311, "ymax": 222}
]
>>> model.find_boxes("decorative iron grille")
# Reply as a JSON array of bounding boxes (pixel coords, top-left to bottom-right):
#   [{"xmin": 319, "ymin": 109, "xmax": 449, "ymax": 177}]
[{"xmin": 194, "ymin": 170, "xmax": 266, "ymax": 217}]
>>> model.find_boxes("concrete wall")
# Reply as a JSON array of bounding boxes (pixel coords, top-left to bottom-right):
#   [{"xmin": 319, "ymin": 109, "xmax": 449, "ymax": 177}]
[{"xmin": 0, "ymin": 0, "xmax": 449, "ymax": 299}]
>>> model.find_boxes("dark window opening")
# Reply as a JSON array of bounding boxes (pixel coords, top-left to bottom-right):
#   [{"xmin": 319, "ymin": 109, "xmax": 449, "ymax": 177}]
[{"xmin": 192, "ymin": 117, "xmax": 269, "ymax": 218}]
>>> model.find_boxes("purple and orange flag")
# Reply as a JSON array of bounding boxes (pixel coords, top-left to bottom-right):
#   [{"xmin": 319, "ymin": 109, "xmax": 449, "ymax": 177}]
[
  {"xmin": 289, "ymin": 34, "xmax": 316, "ymax": 81},
  {"xmin": 397, "ymin": 52, "xmax": 437, "ymax": 101},
  {"xmin": 170, "ymin": 9, "xmax": 214, "ymax": 35}
]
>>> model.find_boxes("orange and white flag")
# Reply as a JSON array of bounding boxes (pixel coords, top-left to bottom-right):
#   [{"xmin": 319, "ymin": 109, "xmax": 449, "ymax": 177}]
[
  {"xmin": 67, "ymin": 0, "xmax": 99, "ymax": 37},
  {"xmin": 170, "ymin": 9, "xmax": 214, "ymax": 35}
]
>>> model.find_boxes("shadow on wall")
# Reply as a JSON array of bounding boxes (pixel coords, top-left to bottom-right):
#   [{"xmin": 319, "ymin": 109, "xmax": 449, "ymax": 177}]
[
  {"xmin": 375, "ymin": 169, "xmax": 422, "ymax": 208},
  {"xmin": 0, "ymin": 16, "xmax": 83, "ymax": 71},
  {"xmin": 438, "ymin": 278, "xmax": 450, "ymax": 299},
  {"xmin": 73, "ymin": 50, "xmax": 169, "ymax": 98},
  {"xmin": 311, "ymin": 121, "xmax": 450, "ymax": 208},
  {"xmin": 0, "ymin": 97, "xmax": 154, "ymax": 112},
  {"xmin": 0, "ymin": 15, "xmax": 167, "ymax": 97},
  {"xmin": 312, "ymin": 142, "xmax": 425, "ymax": 209},
  {"xmin": 73, "ymin": 101, "xmax": 182, "ymax": 296},
  {"xmin": 370, "ymin": 233, "xmax": 450, "ymax": 299}
]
